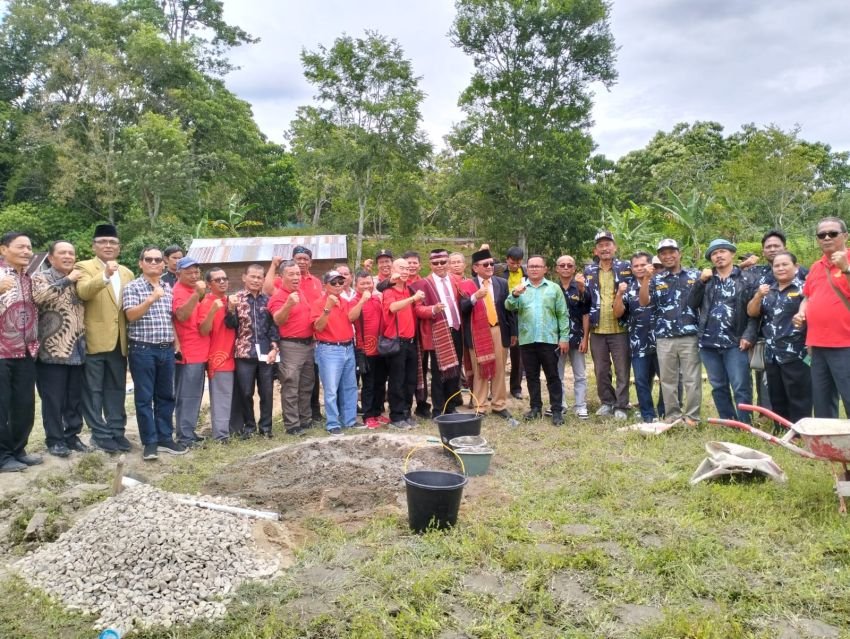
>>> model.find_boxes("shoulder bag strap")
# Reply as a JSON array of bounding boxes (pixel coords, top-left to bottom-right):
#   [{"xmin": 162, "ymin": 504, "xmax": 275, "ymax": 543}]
[{"xmin": 826, "ymin": 269, "xmax": 850, "ymax": 314}]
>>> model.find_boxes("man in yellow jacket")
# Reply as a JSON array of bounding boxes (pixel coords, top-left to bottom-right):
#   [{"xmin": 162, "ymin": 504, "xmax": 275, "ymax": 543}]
[{"xmin": 74, "ymin": 224, "xmax": 135, "ymax": 453}]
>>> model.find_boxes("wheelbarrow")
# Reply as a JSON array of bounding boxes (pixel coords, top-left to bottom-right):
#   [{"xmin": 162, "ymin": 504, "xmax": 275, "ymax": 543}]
[{"xmin": 708, "ymin": 403, "xmax": 850, "ymax": 513}]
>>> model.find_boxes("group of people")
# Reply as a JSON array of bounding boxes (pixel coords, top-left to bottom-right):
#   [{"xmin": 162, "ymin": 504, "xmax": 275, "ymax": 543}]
[{"xmin": 1, "ymin": 217, "xmax": 849, "ymax": 471}]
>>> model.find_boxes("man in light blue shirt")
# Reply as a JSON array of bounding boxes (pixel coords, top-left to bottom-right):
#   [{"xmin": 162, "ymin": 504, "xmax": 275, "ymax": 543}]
[{"xmin": 505, "ymin": 255, "xmax": 570, "ymax": 425}]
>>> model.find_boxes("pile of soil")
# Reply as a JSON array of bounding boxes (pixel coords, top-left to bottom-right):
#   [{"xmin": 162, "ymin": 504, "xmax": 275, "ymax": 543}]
[{"xmin": 204, "ymin": 433, "xmax": 466, "ymax": 529}]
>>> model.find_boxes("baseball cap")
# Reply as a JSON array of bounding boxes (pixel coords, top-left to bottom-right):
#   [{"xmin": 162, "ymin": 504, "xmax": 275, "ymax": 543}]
[
  {"xmin": 176, "ymin": 256, "xmax": 199, "ymax": 270},
  {"xmin": 375, "ymin": 249, "xmax": 394, "ymax": 260},
  {"xmin": 656, "ymin": 238, "xmax": 680, "ymax": 251},
  {"xmin": 323, "ymin": 270, "xmax": 345, "ymax": 284},
  {"xmin": 594, "ymin": 230, "xmax": 615, "ymax": 243}
]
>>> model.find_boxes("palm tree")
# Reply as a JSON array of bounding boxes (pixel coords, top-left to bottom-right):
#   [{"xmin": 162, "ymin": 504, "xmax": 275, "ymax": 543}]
[{"xmin": 654, "ymin": 188, "xmax": 714, "ymax": 264}]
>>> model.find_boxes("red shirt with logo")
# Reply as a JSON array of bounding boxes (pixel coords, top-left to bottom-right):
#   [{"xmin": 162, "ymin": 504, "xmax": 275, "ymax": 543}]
[
  {"xmin": 172, "ymin": 282, "xmax": 210, "ymax": 364},
  {"xmin": 804, "ymin": 254, "xmax": 850, "ymax": 347},
  {"xmin": 354, "ymin": 294, "xmax": 383, "ymax": 356},
  {"xmin": 268, "ymin": 287, "xmax": 313, "ymax": 339},
  {"xmin": 199, "ymin": 294, "xmax": 235, "ymax": 376},
  {"xmin": 382, "ymin": 285, "xmax": 416, "ymax": 339}
]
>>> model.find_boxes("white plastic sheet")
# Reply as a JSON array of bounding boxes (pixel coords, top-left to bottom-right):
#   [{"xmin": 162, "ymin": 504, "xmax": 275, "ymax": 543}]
[{"xmin": 690, "ymin": 441, "xmax": 786, "ymax": 485}]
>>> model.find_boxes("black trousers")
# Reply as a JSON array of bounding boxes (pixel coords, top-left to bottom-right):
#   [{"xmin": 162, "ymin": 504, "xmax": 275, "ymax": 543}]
[
  {"xmin": 311, "ymin": 363, "xmax": 322, "ymax": 420},
  {"xmin": 386, "ymin": 340, "xmax": 418, "ymax": 422},
  {"xmin": 810, "ymin": 346, "xmax": 850, "ymax": 418},
  {"xmin": 520, "ymin": 342, "xmax": 563, "ymax": 413},
  {"xmin": 362, "ymin": 353, "xmax": 388, "ymax": 418},
  {"xmin": 234, "ymin": 358, "xmax": 275, "ymax": 433},
  {"xmin": 765, "ymin": 358, "xmax": 812, "ymax": 425},
  {"xmin": 429, "ymin": 328, "xmax": 463, "ymax": 416},
  {"xmin": 35, "ymin": 361, "xmax": 84, "ymax": 447},
  {"xmin": 509, "ymin": 343, "xmax": 524, "ymax": 395},
  {"xmin": 81, "ymin": 344, "xmax": 127, "ymax": 441},
  {"xmin": 0, "ymin": 356, "xmax": 36, "ymax": 464}
]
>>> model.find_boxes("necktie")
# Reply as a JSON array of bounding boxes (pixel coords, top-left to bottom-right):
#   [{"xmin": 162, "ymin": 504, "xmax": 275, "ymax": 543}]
[
  {"xmin": 483, "ymin": 279, "xmax": 498, "ymax": 326},
  {"xmin": 442, "ymin": 277, "xmax": 460, "ymax": 329}
]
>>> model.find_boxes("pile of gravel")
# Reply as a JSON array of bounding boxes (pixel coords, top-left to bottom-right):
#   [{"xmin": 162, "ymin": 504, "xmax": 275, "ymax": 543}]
[{"xmin": 15, "ymin": 483, "xmax": 279, "ymax": 631}]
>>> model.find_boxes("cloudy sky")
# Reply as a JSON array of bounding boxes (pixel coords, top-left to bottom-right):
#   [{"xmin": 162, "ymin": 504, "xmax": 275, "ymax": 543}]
[{"xmin": 222, "ymin": 0, "xmax": 850, "ymax": 159}]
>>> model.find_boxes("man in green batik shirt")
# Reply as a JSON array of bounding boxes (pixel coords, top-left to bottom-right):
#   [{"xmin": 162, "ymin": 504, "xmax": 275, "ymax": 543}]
[{"xmin": 505, "ymin": 255, "xmax": 570, "ymax": 426}]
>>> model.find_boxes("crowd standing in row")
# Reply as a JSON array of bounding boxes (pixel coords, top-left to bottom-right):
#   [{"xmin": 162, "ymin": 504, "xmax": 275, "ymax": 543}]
[{"xmin": 1, "ymin": 217, "xmax": 849, "ymax": 471}]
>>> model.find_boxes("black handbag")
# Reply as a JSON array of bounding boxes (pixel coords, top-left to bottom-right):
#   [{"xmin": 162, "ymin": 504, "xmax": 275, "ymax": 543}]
[{"xmin": 378, "ymin": 314, "xmax": 401, "ymax": 356}]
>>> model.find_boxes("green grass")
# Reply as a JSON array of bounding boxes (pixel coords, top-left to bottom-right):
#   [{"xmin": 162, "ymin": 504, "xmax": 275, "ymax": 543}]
[{"xmin": 3, "ymin": 383, "xmax": 850, "ymax": 638}]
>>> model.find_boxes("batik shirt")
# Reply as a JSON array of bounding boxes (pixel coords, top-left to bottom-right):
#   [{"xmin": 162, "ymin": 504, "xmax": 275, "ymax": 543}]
[
  {"xmin": 758, "ymin": 277, "xmax": 807, "ymax": 364},
  {"xmin": 621, "ymin": 280, "xmax": 656, "ymax": 357},
  {"xmin": 224, "ymin": 290, "xmax": 279, "ymax": 359},
  {"xmin": 504, "ymin": 278, "xmax": 570, "ymax": 346},
  {"xmin": 559, "ymin": 280, "xmax": 591, "ymax": 348},
  {"xmin": 584, "ymin": 259, "xmax": 632, "ymax": 328},
  {"xmin": 645, "ymin": 268, "xmax": 700, "ymax": 338}
]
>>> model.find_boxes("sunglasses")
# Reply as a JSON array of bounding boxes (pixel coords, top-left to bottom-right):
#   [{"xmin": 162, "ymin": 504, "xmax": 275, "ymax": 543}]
[
  {"xmin": 142, "ymin": 257, "xmax": 163, "ymax": 264},
  {"xmin": 557, "ymin": 263, "xmax": 575, "ymax": 268},
  {"xmin": 95, "ymin": 239, "xmax": 120, "ymax": 246},
  {"xmin": 211, "ymin": 276, "xmax": 229, "ymax": 283},
  {"xmin": 328, "ymin": 280, "xmax": 345, "ymax": 286},
  {"xmin": 816, "ymin": 230, "xmax": 843, "ymax": 240},
  {"xmin": 430, "ymin": 259, "xmax": 448, "ymax": 266},
  {"xmin": 477, "ymin": 261, "xmax": 495, "ymax": 267}
]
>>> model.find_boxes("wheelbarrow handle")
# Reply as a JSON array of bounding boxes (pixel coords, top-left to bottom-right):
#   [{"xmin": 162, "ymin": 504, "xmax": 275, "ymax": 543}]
[
  {"xmin": 737, "ymin": 403, "xmax": 795, "ymax": 430},
  {"xmin": 707, "ymin": 418, "xmax": 820, "ymax": 459}
]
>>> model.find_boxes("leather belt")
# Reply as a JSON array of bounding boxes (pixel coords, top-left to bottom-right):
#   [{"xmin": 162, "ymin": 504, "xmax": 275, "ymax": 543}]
[
  {"xmin": 317, "ymin": 340, "xmax": 353, "ymax": 347},
  {"xmin": 130, "ymin": 340, "xmax": 173, "ymax": 349},
  {"xmin": 280, "ymin": 337, "xmax": 314, "ymax": 345}
]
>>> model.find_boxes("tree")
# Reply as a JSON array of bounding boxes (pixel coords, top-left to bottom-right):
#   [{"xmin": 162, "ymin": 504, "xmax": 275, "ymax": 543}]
[
  {"xmin": 654, "ymin": 189, "xmax": 715, "ymax": 263},
  {"xmin": 449, "ymin": 0, "xmax": 617, "ymax": 255},
  {"xmin": 293, "ymin": 31, "xmax": 431, "ymax": 263},
  {"xmin": 208, "ymin": 194, "xmax": 263, "ymax": 236}
]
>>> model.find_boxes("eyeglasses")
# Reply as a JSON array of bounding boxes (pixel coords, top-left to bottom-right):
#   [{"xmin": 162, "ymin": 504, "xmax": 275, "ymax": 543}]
[
  {"xmin": 142, "ymin": 257, "xmax": 163, "ymax": 264},
  {"xmin": 557, "ymin": 263, "xmax": 575, "ymax": 268},
  {"xmin": 95, "ymin": 239, "xmax": 120, "ymax": 246},
  {"xmin": 816, "ymin": 230, "xmax": 843, "ymax": 240},
  {"xmin": 328, "ymin": 280, "xmax": 345, "ymax": 286},
  {"xmin": 211, "ymin": 277, "xmax": 229, "ymax": 283},
  {"xmin": 477, "ymin": 261, "xmax": 495, "ymax": 267},
  {"xmin": 430, "ymin": 259, "xmax": 448, "ymax": 266}
]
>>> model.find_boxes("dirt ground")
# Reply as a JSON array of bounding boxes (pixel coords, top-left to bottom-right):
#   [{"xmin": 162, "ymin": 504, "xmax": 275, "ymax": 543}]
[{"xmin": 204, "ymin": 433, "xmax": 489, "ymax": 531}]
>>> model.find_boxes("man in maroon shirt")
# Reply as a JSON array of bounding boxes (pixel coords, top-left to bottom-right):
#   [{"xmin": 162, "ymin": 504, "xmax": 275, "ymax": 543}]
[
  {"xmin": 352, "ymin": 270, "xmax": 389, "ymax": 428},
  {"xmin": 795, "ymin": 217, "xmax": 850, "ymax": 417},
  {"xmin": 269, "ymin": 260, "xmax": 315, "ymax": 434},
  {"xmin": 382, "ymin": 258, "xmax": 426, "ymax": 429}
]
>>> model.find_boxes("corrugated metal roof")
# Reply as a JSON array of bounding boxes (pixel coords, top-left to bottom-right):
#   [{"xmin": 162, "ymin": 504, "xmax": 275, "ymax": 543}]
[{"xmin": 187, "ymin": 235, "xmax": 348, "ymax": 264}]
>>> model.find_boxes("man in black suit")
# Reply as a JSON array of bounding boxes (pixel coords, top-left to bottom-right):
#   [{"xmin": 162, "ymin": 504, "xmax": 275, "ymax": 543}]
[{"xmin": 461, "ymin": 248, "xmax": 518, "ymax": 423}]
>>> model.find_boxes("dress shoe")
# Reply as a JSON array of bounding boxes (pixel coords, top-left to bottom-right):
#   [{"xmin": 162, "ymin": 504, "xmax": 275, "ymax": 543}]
[
  {"xmin": 260, "ymin": 431, "xmax": 273, "ymax": 439},
  {"xmin": 493, "ymin": 409, "xmax": 514, "ymax": 420},
  {"xmin": 15, "ymin": 453, "xmax": 43, "ymax": 466},
  {"xmin": 240, "ymin": 430, "xmax": 256, "ymax": 440},
  {"xmin": 48, "ymin": 444, "xmax": 72, "ymax": 458},
  {"xmin": 523, "ymin": 409, "xmax": 542, "ymax": 420},
  {"xmin": 0, "ymin": 458, "xmax": 27, "ymax": 472},
  {"xmin": 113, "ymin": 435, "xmax": 133, "ymax": 452},
  {"xmin": 66, "ymin": 436, "xmax": 93, "ymax": 453},
  {"xmin": 511, "ymin": 391, "xmax": 523, "ymax": 400},
  {"xmin": 552, "ymin": 412, "xmax": 564, "ymax": 426},
  {"xmin": 286, "ymin": 426, "xmax": 306, "ymax": 436},
  {"xmin": 91, "ymin": 437, "xmax": 119, "ymax": 453}
]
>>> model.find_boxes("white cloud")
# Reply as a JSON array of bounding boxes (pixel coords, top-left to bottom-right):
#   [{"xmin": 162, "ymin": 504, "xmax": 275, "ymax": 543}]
[{"xmin": 220, "ymin": 0, "xmax": 850, "ymax": 158}]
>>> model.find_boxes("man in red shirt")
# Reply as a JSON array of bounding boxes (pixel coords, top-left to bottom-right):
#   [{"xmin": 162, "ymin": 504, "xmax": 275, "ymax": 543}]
[
  {"xmin": 351, "ymin": 270, "xmax": 389, "ymax": 428},
  {"xmin": 199, "ymin": 267, "xmax": 237, "ymax": 442},
  {"xmin": 383, "ymin": 258, "xmax": 426, "ymax": 429},
  {"xmin": 171, "ymin": 256, "xmax": 209, "ymax": 446},
  {"xmin": 375, "ymin": 249, "xmax": 394, "ymax": 283},
  {"xmin": 311, "ymin": 270, "xmax": 361, "ymax": 436},
  {"xmin": 796, "ymin": 217, "xmax": 850, "ymax": 417},
  {"xmin": 269, "ymin": 260, "xmax": 315, "ymax": 434}
]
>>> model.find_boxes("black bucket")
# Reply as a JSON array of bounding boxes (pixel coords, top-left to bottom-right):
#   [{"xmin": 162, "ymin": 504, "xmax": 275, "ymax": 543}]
[
  {"xmin": 403, "ymin": 470, "xmax": 468, "ymax": 533},
  {"xmin": 434, "ymin": 413, "xmax": 482, "ymax": 454}
]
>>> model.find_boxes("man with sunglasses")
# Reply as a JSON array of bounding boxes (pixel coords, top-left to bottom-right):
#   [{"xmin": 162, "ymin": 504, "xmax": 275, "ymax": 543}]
[
  {"xmin": 795, "ymin": 217, "xmax": 850, "ymax": 417},
  {"xmin": 123, "ymin": 247, "xmax": 186, "ymax": 460},
  {"xmin": 74, "ymin": 224, "xmax": 135, "ymax": 453},
  {"xmin": 311, "ymin": 270, "xmax": 360, "ymax": 435},
  {"xmin": 460, "ymin": 248, "xmax": 516, "ymax": 422},
  {"xmin": 199, "ymin": 268, "xmax": 237, "ymax": 442},
  {"xmin": 553, "ymin": 254, "xmax": 591, "ymax": 420}
]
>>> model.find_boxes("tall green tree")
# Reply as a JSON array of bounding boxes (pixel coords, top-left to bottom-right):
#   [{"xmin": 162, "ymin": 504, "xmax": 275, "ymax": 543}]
[
  {"xmin": 293, "ymin": 31, "xmax": 431, "ymax": 263},
  {"xmin": 449, "ymin": 0, "xmax": 616, "ymax": 255}
]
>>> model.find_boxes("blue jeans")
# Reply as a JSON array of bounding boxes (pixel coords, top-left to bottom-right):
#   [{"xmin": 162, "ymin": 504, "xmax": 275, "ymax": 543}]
[
  {"xmin": 700, "ymin": 346, "xmax": 752, "ymax": 424},
  {"xmin": 632, "ymin": 353, "xmax": 664, "ymax": 421},
  {"xmin": 128, "ymin": 342, "xmax": 176, "ymax": 445},
  {"xmin": 314, "ymin": 343, "xmax": 357, "ymax": 430}
]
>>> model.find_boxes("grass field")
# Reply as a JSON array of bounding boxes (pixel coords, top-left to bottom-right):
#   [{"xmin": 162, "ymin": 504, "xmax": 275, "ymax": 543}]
[{"xmin": 2, "ymin": 377, "xmax": 850, "ymax": 638}]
